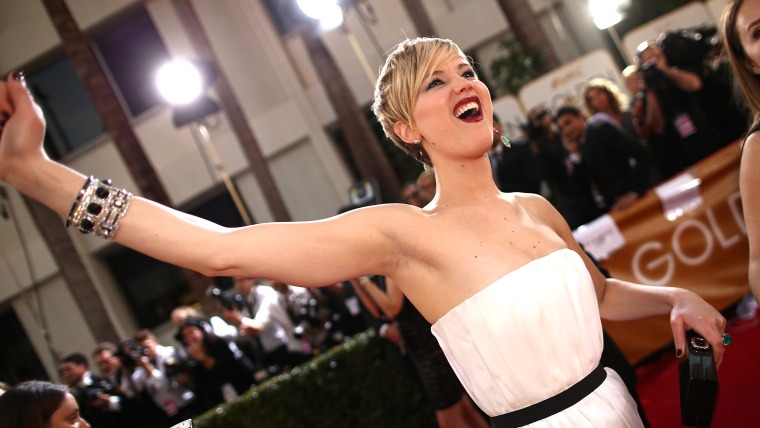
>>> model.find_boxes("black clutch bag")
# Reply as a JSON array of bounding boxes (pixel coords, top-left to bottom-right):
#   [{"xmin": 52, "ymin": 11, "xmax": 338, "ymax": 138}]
[{"xmin": 679, "ymin": 330, "xmax": 719, "ymax": 427}]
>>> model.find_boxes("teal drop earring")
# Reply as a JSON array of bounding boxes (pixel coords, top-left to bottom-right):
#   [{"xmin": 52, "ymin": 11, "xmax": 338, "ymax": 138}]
[{"xmin": 494, "ymin": 128, "xmax": 511, "ymax": 148}]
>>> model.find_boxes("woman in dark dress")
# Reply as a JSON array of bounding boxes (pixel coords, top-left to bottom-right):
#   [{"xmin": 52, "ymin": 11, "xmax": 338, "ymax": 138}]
[{"xmin": 353, "ymin": 275, "xmax": 487, "ymax": 428}]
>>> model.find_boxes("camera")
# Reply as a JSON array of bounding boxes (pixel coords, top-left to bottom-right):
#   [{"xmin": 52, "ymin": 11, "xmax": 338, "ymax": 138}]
[
  {"xmin": 658, "ymin": 26, "xmax": 717, "ymax": 68},
  {"xmin": 208, "ymin": 286, "xmax": 245, "ymax": 311},
  {"xmin": 82, "ymin": 378, "xmax": 113, "ymax": 401},
  {"xmin": 292, "ymin": 297, "xmax": 323, "ymax": 339},
  {"xmin": 639, "ymin": 61, "xmax": 665, "ymax": 89},
  {"xmin": 116, "ymin": 339, "xmax": 148, "ymax": 369}
]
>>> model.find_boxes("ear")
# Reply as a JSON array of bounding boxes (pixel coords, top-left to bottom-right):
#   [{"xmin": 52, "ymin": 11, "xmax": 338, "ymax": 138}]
[{"xmin": 393, "ymin": 121, "xmax": 418, "ymax": 144}]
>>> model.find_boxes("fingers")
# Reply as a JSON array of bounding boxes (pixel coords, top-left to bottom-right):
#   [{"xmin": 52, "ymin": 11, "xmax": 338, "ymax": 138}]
[
  {"xmin": 672, "ymin": 312, "xmax": 728, "ymax": 369},
  {"xmin": 670, "ymin": 317, "xmax": 686, "ymax": 358}
]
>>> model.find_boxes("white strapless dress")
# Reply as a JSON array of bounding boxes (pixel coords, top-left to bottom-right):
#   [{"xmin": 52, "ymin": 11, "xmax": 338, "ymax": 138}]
[{"xmin": 431, "ymin": 249, "xmax": 643, "ymax": 427}]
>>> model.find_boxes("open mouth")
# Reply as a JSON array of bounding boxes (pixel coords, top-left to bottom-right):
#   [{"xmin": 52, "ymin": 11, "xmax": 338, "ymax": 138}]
[{"xmin": 453, "ymin": 96, "xmax": 483, "ymax": 122}]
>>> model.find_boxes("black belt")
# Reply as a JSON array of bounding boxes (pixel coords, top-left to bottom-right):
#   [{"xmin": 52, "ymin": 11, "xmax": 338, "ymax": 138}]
[{"xmin": 491, "ymin": 365, "xmax": 607, "ymax": 427}]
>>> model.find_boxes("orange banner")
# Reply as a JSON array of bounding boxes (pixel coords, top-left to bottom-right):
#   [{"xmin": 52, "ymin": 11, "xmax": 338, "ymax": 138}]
[{"xmin": 574, "ymin": 141, "xmax": 749, "ymax": 364}]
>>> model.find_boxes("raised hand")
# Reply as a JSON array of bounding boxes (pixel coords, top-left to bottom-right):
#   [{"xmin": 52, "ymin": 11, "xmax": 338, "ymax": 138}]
[{"xmin": 0, "ymin": 72, "xmax": 47, "ymax": 184}]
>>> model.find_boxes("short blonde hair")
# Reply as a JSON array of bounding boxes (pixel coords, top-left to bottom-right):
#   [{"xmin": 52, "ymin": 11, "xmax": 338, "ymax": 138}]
[{"xmin": 372, "ymin": 37, "xmax": 467, "ymax": 168}]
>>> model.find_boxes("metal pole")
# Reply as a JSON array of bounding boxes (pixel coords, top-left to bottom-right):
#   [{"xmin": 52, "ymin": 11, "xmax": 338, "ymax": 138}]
[
  {"xmin": 343, "ymin": 23, "xmax": 376, "ymax": 87},
  {"xmin": 607, "ymin": 26, "xmax": 631, "ymax": 65},
  {"xmin": 193, "ymin": 122, "xmax": 253, "ymax": 225}
]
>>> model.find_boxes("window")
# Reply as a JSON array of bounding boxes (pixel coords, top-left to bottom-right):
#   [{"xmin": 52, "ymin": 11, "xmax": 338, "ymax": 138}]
[
  {"xmin": 28, "ymin": 57, "xmax": 105, "ymax": 159},
  {"xmin": 91, "ymin": 5, "xmax": 171, "ymax": 117},
  {"xmin": 0, "ymin": 308, "xmax": 49, "ymax": 384},
  {"xmin": 103, "ymin": 189, "xmax": 248, "ymax": 328}
]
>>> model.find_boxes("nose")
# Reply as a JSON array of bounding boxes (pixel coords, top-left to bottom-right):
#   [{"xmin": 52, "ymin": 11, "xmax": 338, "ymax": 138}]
[{"xmin": 454, "ymin": 75, "xmax": 473, "ymax": 93}]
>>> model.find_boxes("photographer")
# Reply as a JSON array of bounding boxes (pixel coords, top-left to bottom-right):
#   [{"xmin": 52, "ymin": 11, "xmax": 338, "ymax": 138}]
[
  {"xmin": 91, "ymin": 342, "xmax": 146, "ymax": 428},
  {"xmin": 221, "ymin": 277, "xmax": 311, "ymax": 373},
  {"xmin": 176, "ymin": 316, "xmax": 258, "ymax": 406},
  {"xmin": 633, "ymin": 37, "xmax": 722, "ymax": 179},
  {"xmin": 131, "ymin": 330, "xmax": 201, "ymax": 426},
  {"xmin": 270, "ymin": 280, "xmax": 334, "ymax": 352},
  {"xmin": 59, "ymin": 352, "xmax": 115, "ymax": 428}
]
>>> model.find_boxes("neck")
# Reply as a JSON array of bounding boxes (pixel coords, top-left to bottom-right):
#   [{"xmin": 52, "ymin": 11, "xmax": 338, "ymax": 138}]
[{"xmin": 427, "ymin": 154, "xmax": 501, "ymax": 207}]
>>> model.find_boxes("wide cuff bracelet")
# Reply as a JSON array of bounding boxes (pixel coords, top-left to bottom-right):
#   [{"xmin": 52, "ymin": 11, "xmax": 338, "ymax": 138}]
[{"xmin": 66, "ymin": 176, "xmax": 133, "ymax": 239}]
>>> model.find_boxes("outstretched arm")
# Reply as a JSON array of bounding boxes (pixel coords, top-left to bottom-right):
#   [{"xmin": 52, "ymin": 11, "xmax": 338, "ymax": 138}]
[{"xmin": 0, "ymin": 74, "xmax": 395, "ymax": 287}]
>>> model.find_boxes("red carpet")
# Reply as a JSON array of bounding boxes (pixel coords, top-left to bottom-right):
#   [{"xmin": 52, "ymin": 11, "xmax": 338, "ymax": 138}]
[{"xmin": 636, "ymin": 300, "xmax": 759, "ymax": 427}]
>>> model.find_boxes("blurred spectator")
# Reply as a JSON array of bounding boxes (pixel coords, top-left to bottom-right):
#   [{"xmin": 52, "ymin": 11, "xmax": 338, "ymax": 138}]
[
  {"xmin": 622, "ymin": 65, "xmax": 640, "ymax": 94},
  {"xmin": 416, "ymin": 170, "xmax": 436, "ymax": 205},
  {"xmin": 495, "ymin": 115, "xmax": 542, "ymax": 194},
  {"xmin": 517, "ymin": 105, "xmax": 601, "ymax": 229},
  {"xmin": 223, "ymin": 277, "xmax": 311, "ymax": 372},
  {"xmin": 132, "ymin": 330, "xmax": 200, "ymax": 426},
  {"xmin": 176, "ymin": 316, "xmax": 257, "ymax": 406},
  {"xmin": 171, "ymin": 305, "xmax": 237, "ymax": 338},
  {"xmin": 400, "ymin": 182, "xmax": 424, "ymax": 208},
  {"xmin": 488, "ymin": 113, "xmax": 506, "ymax": 185},
  {"xmin": 633, "ymin": 39, "xmax": 721, "ymax": 178},
  {"xmin": 269, "ymin": 281, "xmax": 333, "ymax": 352},
  {"xmin": 697, "ymin": 38, "xmax": 751, "ymax": 146},
  {"xmin": 584, "ymin": 78, "xmax": 640, "ymax": 144},
  {"xmin": 91, "ymin": 342, "xmax": 144, "ymax": 428},
  {"xmin": 59, "ymin": 353, "xmax": 113, "ymax": 427},
  {"xmin": 556, "ymin": 105, "xmax": 650, "ymax": 213}
]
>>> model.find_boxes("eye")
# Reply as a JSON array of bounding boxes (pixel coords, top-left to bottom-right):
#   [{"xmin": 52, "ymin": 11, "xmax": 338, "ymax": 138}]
[
  {"xmin": 426, "ymin": 78, "xmax": 444, "ymax": 90},
  {"xmin": 753, "ymin": 27, "xmax": 760, "ymax": 41},
  {"xmin": 463, "ymin": 69, "xmax": 476, "ymax": 79}
]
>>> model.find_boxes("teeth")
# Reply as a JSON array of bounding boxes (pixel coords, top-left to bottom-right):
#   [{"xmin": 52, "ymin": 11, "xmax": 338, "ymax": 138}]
[{"xmin": 455, "ymin": 102, "xmax": 479, "ymax": 118}]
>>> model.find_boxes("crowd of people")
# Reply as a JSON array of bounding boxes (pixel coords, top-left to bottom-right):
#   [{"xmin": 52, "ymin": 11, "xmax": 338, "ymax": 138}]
[
  {"xmin": 13, "ymin": 276, "xmax": 380, "ymax": 428},
  {"xmin": 489, "ymin": 27, "xmax": 750, "ymax": 231}
]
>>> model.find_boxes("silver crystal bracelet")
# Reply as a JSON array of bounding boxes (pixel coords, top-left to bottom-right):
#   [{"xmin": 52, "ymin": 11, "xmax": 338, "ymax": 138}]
[{"xmin": 66, "ymin": 176, "xmax": 132, "ymax": 239}]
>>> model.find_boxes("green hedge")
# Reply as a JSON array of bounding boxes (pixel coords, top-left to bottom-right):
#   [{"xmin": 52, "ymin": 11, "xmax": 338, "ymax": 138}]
[{"xmin": 194, "ymin": 330, "xmax": 437, "ymax": 427}]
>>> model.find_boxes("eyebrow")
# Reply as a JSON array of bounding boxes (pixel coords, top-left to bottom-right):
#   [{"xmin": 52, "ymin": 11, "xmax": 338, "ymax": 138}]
[
  {"xmin": 430, "ymin": 62, "xmax": 472, "ymax": 76},
  {"xmin": 746, "ymin": 17, "xmax": 760, "ymax": 33}
]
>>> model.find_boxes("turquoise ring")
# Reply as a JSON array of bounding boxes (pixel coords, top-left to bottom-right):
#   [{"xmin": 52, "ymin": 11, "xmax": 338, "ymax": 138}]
[{"xmin": 723, "ymin": 333, "xmax": 732, "ymax": 346}]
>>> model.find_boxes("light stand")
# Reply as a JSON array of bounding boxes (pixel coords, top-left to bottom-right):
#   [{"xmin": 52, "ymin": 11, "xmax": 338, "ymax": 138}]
[
  {"xmin": 190, "ymin": 118, "xmax": 253, "ymax": 225},
  {"xmin": 157, "ymin": 60, "xmax": 253, "ymax": 226},
  {"xmin": 589, "ymin": 0, "xmax": 632, "ymax": 65}
]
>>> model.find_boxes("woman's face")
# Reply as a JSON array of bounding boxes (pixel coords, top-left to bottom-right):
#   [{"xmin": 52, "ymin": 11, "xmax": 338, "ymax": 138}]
[
  {"xmin": 586, "ymin": 88, "xmax": 611, "ymax": 113},
  {"xmin": 181, "ymin": 325, "xmax": 204, "ymax": 347},
  {"xmin": 410, "ymin": 54, "xmax": 493, "ymax": 162},
  {"xmin": 49, "ymin": 393, "xmax": 90, "ymax": 428},
  {"xmin": 736, "ymin": 0, "xmax": 760, "ymax": 74}
]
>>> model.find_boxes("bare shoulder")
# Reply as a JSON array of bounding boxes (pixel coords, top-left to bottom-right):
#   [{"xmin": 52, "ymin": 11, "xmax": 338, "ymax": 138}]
[
  {"xmin": 507, "ymin": 192, "xmax": 562, "ymax": 219},
  {"xmin": 506, "ymin": 191, "xmax": 574, "ymax": 239}
]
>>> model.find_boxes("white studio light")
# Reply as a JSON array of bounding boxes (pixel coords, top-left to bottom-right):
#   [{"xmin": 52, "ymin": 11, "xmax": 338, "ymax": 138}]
[
  {"xmin": 156, "ymin": 60, "xmax": 203, "ymax": 106},
  {"xmin": 588, "ymin": 0, "xmax": 628, "ymax": 30},
  {"xmin": 297, "ymin": 0, "xmax": 340, "ymax": 20},
  {"xmin": 319, "ymin": 4, "xmax": 344, "ymax": 30}
]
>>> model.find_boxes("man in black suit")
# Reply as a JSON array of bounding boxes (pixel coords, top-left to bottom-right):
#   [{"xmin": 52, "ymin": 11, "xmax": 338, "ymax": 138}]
[{"xmin": 555, "ymin": 105, "xmax": 651, "ymax": 213}]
